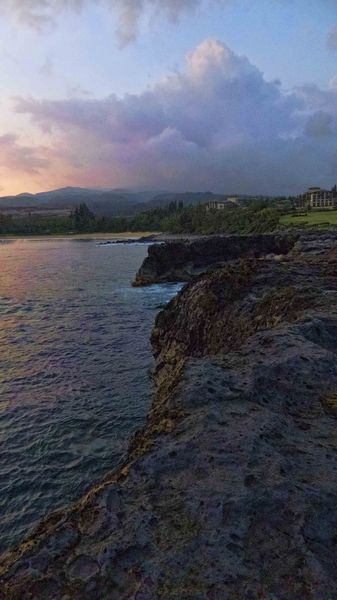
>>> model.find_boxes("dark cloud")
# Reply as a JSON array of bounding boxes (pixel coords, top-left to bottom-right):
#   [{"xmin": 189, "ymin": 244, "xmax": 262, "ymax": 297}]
[
  {"xmin": 305, "ymin": 112, "xmax": 335, "ymax": 137},
  {"xmin": 13, "ymin": 39, "xmax": 337, "ymax": 194}
]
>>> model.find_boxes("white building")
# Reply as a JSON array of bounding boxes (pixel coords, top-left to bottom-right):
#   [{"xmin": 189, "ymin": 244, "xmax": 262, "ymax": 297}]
[
  {"xmin": 302, "ymin": 186, "xmax": 337, "ymax": 210},
  {"xmin": 206, "ymin": 200, "xmax": 227, "ymax": 211}
]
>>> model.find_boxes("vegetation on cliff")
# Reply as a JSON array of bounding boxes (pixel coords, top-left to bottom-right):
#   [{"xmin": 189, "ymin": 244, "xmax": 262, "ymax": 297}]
[{"xmin": 158, "ymin": 201, "xmax": 282, "ymax": 234}]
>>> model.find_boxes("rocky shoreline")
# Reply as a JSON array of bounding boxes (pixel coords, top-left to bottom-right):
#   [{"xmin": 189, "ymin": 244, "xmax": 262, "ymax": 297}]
[
  {"xmin": 132, "ymin": 233, "xmax": 297, "ymax": 286},
  {"xmin": 2, "ymin": 231, "xmax": 337, "ymax": 598}
]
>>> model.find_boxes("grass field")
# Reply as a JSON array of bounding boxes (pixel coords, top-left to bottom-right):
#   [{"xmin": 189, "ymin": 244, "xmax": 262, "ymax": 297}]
[{"xmin": 280, "ymin": 211, "xmax": 337, "ymax": 227}]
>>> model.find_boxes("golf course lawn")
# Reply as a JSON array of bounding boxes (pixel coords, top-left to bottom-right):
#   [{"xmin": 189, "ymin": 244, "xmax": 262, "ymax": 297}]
[{"xmin": 280, "ymin": 211, "xmax": 337, "ymax": 227}]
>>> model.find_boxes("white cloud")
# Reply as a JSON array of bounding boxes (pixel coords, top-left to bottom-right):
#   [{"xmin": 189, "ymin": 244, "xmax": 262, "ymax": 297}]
[{"xmin": 11, "ymin": 39, "xmax": 337, "ymax": 194}]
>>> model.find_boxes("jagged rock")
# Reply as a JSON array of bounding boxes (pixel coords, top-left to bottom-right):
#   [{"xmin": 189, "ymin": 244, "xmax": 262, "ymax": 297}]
[
  {"xmin": 132, "ymin": 233, "xmax": 297, "ymax": 286},
  {"xmin": 3, "ymin": 234, "xmax": 337, "ymax": 598},
  {"xmin": 133, "ymin": 229, "xmax": 337, "ymax": 287}
]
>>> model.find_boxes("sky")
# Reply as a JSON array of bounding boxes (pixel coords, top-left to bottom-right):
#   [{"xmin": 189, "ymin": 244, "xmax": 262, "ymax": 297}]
[{"xmin": 1, "ymin": 0, "xmax": 337, "ymax": 196}]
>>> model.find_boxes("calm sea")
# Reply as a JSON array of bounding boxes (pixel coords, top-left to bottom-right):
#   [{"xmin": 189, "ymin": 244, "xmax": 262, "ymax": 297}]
[{"xmin": 0, "ymin": 238, "xmax": 181, "ymax": 553}]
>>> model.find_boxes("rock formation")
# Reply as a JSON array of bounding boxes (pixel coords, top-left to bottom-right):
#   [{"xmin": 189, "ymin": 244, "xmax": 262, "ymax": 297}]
[
  {"xmin": 132, "ymin": 233, "xmax": 297, "ymax": 286},
  {"xmin": 3, "ymin": 231, "xmax": 337, "ymax": 598}
]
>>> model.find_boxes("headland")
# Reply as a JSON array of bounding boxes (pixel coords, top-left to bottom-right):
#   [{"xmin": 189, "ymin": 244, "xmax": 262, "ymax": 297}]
[{"xmin": 2, "ymin": 230, "xmax": 337, "ymax": 599}]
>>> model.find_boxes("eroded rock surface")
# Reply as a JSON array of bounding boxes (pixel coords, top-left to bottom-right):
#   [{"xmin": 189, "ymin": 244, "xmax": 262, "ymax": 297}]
[
  {"xmin": 3, "ymin": 233, "xmax": 337, "ymax": 598},
  {"xmin": 132, "ymin": 233, "xmax": 297, "ymax": 286}
]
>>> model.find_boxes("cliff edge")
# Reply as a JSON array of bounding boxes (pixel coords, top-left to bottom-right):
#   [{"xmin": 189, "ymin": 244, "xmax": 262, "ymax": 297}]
[
  {"xmin": 132, "ymin": 233, "xmax": 297, "ymax": 286},
  {"xmin": 2, "ymin": 233, "xmax": 337, "ymax": 598}
]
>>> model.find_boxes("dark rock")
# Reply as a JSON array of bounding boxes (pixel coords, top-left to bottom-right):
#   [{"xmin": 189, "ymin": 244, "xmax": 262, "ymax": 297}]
[
  {"xmin": 132, "ymin": 233, "xmax": 298, "ymax": 286},
  {"xmin": 133, "ymin": 229, "xmax": 337, "ymax": 286},
  {"xmin": 4, "ymin": 232, "xmax": 337, "ymax": 597},
  {"xmin": 99, "ymin": 234, "xmax": 157, "ymax": 246}
]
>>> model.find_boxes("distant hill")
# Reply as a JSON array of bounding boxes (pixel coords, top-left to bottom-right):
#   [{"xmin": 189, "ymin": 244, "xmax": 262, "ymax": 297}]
[
  {"xmin": 0, "ymin": 187, "xmax": 232, "ymax": 217},
  {"xmin": 0, "ymin": 187, "xmax": 152, "ymax": 217}
]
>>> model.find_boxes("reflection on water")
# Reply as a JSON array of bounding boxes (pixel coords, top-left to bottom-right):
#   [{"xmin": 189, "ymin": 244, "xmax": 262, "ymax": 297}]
[{"xmin": 0, "ymin": 239, "xmax": 181, "ymax": 553}]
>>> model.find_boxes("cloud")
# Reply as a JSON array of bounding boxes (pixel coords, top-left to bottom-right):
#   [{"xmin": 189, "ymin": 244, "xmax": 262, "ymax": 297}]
[
  {"xmin": 305, "ymin": 111, "xmax": 335, "ymax": 137},
  {"xmin": 296, "ymin": 83, "xmax": 337, "ymax": 116},
  {"xmin": 0, "ymin": 132, "xmax": 51, "ymax": 194},
  {"xmin": 0, "ymin": 133, "xmax": 49, "ymax": 175},
  {"xmin": 113, "ymin": 0, "xmax": 203, "ymax": 45},
  {"xmin": 16, "ymin": 39, "xmax": 300, "ymax": 145},
  {"xmin": 1, "ymin": 0, "xmax": 210, "ymax": 44},
  {"xmin": 327, "ymin": 27, "xmax": 337, "ymax": 51},
  {"xmin": 11, "ymin": 39, "xmax": 337, "ymax": 194},
  {"xmin": 39, "ymin": 57, "xmax": 54, "ymax": 77},
  {"xmin": 66, "ymin": 85, "xmax": 94, "ymax": 98}
]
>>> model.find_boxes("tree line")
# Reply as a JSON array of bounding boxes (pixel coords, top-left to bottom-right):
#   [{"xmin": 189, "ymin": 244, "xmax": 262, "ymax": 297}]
[{"xmin": 0, "ymin": 199, "xmax": 286, "ymax": 236}]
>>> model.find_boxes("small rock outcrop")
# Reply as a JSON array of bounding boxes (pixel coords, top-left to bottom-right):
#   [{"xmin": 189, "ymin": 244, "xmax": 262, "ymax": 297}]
[
  {"xmin": 3, "ymin": 232, "xmax": 337, "ymax": 598},
  {"xmin": 132, "ymin": 233, "xmax": 297, "ymax": 286}
]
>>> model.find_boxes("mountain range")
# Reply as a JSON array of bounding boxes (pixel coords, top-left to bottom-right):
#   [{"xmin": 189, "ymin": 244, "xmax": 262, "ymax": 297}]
[{"xmin": 0, "ymin": 187, "xmax": 228, "ymax": 217}]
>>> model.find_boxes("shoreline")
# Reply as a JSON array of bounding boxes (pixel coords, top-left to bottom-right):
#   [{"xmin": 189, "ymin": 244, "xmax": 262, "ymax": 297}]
[
  {"xmin": 0, "ymin": 231, "xmax": 159, "ymax": 242},
  {"xmin": 3, "ymin": 231, "xmax": 337, "ymax": 596}
]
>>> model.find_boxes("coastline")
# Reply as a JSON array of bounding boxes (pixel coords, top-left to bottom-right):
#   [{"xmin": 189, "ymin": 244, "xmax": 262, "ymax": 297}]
[
  {"xmin": 0, "ymin": 231, "xmax": 160, "ymax": 242},
  {"xmin": 3, "ymin": 231, "xmax": 337, "ymax": 597}
]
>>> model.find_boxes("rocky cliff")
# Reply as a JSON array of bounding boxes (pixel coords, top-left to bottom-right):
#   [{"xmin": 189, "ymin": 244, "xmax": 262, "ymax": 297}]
[
  {"xmin": 3, "ymin": 232, "xmax": 337, "ymax": 598},
  {"xmin": 132, "ymin": 233, "xmax": 297, "ymax": 286}
]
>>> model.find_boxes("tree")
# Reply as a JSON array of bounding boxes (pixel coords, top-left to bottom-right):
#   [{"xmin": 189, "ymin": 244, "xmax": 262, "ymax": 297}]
[
  {"xmin": 0, "ymin": 213, "xmax": 12, "ymax": 233},
  {"xmin": 72, "ymin": 203, "xmax": 96, "ymax": 232}
]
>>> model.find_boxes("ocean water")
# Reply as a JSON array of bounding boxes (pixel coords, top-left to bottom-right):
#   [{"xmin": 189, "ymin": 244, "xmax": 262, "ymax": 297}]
[{"xmin": 0, "ymin": 238, "xmax": 181, "ymax": 554}]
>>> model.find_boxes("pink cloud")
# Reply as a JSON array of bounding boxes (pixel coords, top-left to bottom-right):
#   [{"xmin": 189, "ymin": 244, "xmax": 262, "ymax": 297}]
[
  {"xmin": 0, "ymin": 133, "xmax": 49, "ymax": 174},
  {"xmin": 4, "ymin": 39, "xmax": 337, "ymax": 195}
]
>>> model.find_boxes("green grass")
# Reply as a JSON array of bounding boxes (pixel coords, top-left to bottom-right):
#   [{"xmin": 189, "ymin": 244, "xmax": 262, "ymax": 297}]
[{"xmin": 280, "ymin": 210, "xmax": 337, "ymax": 228}]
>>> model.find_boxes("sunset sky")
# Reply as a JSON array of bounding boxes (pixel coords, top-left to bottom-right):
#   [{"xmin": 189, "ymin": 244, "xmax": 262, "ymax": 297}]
[{"xmin": 1, "ymin": 0, "xmax": 337, "ymax": 196}]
